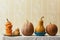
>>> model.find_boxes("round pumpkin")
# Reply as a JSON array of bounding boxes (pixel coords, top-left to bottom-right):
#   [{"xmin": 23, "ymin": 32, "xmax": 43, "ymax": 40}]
[
  {"xmin": 21, "ymin": 20, "xmax": 34, "ymax": 36},
  {"xmin": 46, "ymin": 23, "xmax": 58, "ymax": 36}
]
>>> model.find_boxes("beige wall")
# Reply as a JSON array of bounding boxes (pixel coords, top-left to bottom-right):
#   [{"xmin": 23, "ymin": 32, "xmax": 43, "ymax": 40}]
[{"xmin": 0, "ymin": 0, "xmax": 60, "ymax": 36}]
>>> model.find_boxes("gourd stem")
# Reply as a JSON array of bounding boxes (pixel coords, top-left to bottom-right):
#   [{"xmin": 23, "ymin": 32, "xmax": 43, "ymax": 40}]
[
  {"xmin": 41, "ymin": 16, "xmax": 44, "ymax": 20},
  {"xmin": 6, "ymin": 19, "xmax": 9, "ymax": 21}
]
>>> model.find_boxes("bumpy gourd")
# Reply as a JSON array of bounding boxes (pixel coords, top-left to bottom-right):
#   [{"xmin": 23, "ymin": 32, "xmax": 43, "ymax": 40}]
[
  {"xmin": 5, "ymin": 19, "xmax": 12, "ymax": 36},
  {"xmin": 35, "ymin": 16, "xmax": 45, "ymax": 32},
  {"xmin": 12, "ymin": 28, "xmax": 20, "ymax": 36}
]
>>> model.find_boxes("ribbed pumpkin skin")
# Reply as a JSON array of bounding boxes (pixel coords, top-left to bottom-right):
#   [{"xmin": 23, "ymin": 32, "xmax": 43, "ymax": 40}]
[
  {"xmin": 46, "ymin": 23, "xmax": 58, "ymax": 36},
  {"xmin": 21, "ymin": 21, "xmax": 34, "ymax": 36}
]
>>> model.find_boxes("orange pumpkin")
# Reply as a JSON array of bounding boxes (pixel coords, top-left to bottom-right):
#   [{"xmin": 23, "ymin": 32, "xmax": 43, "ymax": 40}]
[{"xmin": 46, "ymin": 23, "xmax": 58, "ymax": 36}]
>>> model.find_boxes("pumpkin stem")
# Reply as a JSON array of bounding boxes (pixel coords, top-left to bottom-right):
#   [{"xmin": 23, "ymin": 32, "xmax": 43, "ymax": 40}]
[
  {"xmin": 26, "ymin": 20, "xmax": 29, "ymax": 23},
  {"xmin": 50, "ymin": 22, "xmax": 51, "ymax": 24}
]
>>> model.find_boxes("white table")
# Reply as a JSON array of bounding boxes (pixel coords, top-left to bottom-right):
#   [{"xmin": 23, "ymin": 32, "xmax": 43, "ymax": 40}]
[{"xmin": 3, "ymin": 36, "xmax": 60, "ymax": 40}]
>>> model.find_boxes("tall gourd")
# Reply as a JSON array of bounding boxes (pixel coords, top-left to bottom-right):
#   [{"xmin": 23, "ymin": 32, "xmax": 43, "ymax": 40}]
[
  {"xmin": 35, "ymin": 16, "xmax": 45, "ymax": 36},
  {"xmin": 5, "ymin": 19, "xmax": 12, "ymax": 36}
]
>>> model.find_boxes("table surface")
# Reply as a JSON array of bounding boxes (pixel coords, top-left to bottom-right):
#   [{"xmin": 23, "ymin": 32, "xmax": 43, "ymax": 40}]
[{"xmin": 3, "ymin": 35, "xmax": 60, "ymax": 40}]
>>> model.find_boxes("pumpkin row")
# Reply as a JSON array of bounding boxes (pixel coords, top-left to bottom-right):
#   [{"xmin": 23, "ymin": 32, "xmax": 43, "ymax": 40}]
[{"xmin": 5, "ymin": 16, "xmax": 58, "ymax": 36}]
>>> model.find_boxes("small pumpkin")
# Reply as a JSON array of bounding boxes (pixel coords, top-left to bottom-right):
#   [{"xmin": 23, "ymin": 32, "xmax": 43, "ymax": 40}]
[
  {"xmin": 21, "ymin": 20, "xmax": 34, "ymax": 36},
  {"xmin": 46, "ymin": 23, "xmax": 58, "ymax": 36}
]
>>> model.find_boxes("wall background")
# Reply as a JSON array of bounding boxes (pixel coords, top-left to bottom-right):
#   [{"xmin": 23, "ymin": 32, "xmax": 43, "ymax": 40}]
[{"xmin": 0, "ymin": 0, "xmax": 60, "ymax": 37}]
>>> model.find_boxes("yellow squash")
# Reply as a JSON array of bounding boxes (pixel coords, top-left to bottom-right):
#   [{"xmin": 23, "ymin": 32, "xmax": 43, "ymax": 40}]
[{"xmin": 35, "ymin": 16, "xmax": 45, "ymax": 32}]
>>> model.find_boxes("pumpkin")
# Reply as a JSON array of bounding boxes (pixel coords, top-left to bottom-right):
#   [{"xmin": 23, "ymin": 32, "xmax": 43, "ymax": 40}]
[
  {"xmin": 5, "ymin": 19, "xmax": 12, "ymax": 36},
  {"xmin": 21, "ymin": 20, "xmax": 34, "ymax": 36},
  {"xmin": 46, "ymin": 23, "xmax": 58, "ymax": 36}
]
